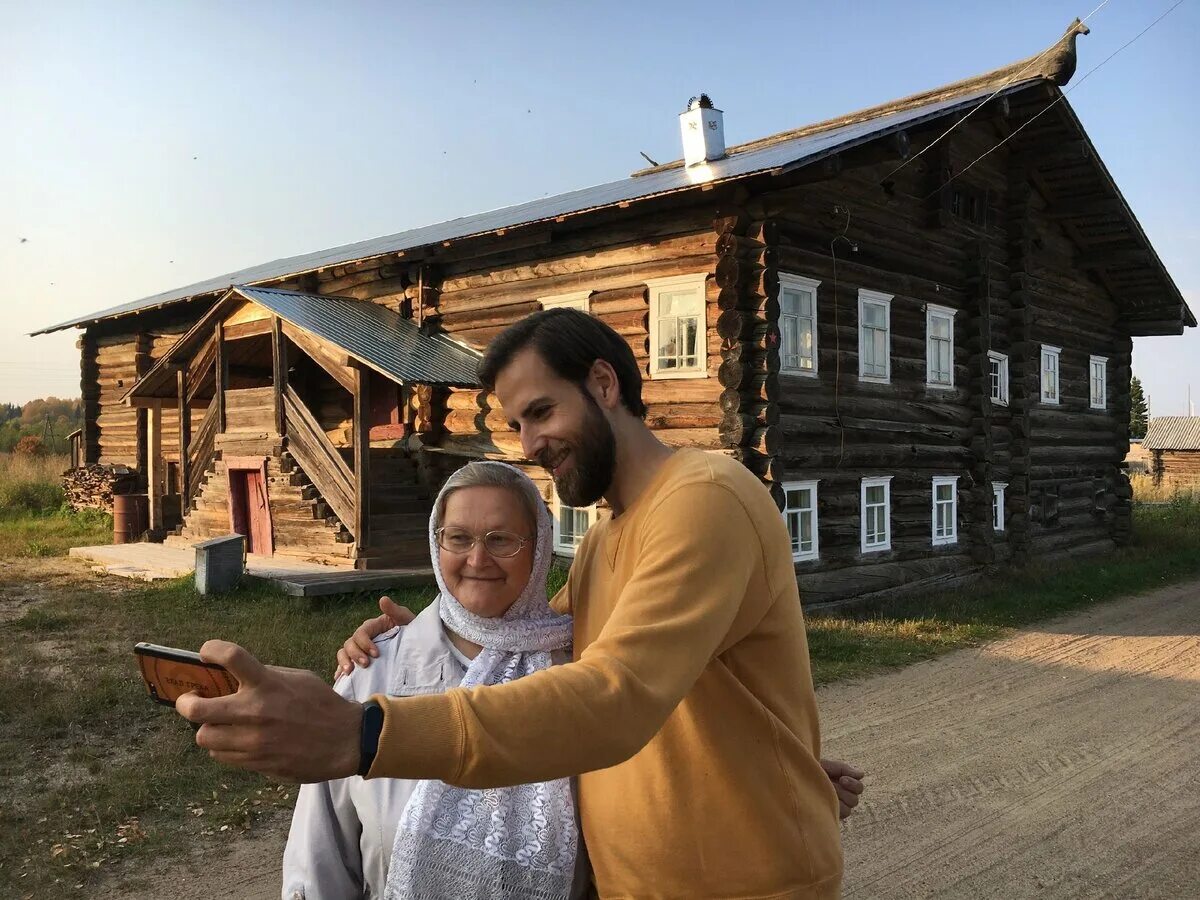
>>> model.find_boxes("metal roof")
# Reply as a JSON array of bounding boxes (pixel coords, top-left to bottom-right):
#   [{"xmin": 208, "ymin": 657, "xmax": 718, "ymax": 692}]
[
  {"xmin": 1143, "ymin": 417, "xmax": 1200, "ymax": 451},
  {"xmin": 129, "ymin": 285, "xmax": 481, "ymax": 399},
  {"xmin": 236, "ymin": 286, "xmax": 482, "ymax": 386},
  {"xmin": 31, "ymin": 81, "xmax": 1038, "ymax": 336}
]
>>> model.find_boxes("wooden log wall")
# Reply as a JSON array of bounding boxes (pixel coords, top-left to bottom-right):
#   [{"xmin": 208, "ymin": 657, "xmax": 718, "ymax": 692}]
[
  {"xmin": 714, "ymin": 213, "xmax": 783, "ymax": 508},
  {"xmin": 91, "ymin": 331, "xmax": 142, "ymax": 467},
  {"xmin": 428, "ymin": 207, "xmax": 724, "ymax": 456},
  {"xmin": 1156, "ymin": 451, "xmax": 1200, "ymax": 489},
  {"xmin": 745, "ymin": 133, "xmax": 999, "ymax": 602},
  {"xmin": 1021, "ymin": 172, "xmax": 1126, "ymax": 556}
]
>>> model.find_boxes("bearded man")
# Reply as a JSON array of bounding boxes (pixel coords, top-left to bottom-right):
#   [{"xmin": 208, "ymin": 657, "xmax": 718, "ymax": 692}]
[{"xmin": 178, "ymin": 309, "xmax": 852, "ymax": 899}]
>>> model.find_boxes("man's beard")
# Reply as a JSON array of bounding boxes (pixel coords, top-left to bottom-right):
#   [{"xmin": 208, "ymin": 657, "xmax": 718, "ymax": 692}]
[{"xmin": 542, "ymin": 392, "xmax": 615, "ymax": 507}]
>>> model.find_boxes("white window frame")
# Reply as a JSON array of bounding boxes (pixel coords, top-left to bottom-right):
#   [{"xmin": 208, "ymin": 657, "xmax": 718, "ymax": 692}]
[
  {"xmin": 782, "ymin": 479, "xmax": 819, "ymax": 562},
  {"xmin": 1089, "ymin": 355, "xmax": 1108, "ymax": 410},
  {"xmin": 1040, "ymin": 344, "xmax": 1062, "ymax": 405},
  {"xmin": 647, "ymin": 273, "xmax": 708, "ymax": 380},
  {"xmin": 925, "ymin": 303, "xmax": 957, "ymax": 388},
  {"xmin": 992, "ymin": 482, "xmax": 1008, "ymax": 532},
  {"xmin": 860, "ymin": 476, "xmax": 893, "ymax": 553},
  {"xmin": 931, "ymin": 475, "xmax": 960, "ymax": 546},
  {"xmin": 988, "ymin": 351, "xmax": 1010, "ymax": 406},
  {"xmin": 778, "ymin": 273, "xmax": 821, "ymax": 377},
  {"xmin": 539, "ymin": 290, "xmax": 592, "ymax": 314},
  {"xmin": 550, "ymin": 488, "xmax": 599, "ymax": 557},
  {"xmin": 858, "ymin": 290, "xmax": 893, "ymax": 384}
]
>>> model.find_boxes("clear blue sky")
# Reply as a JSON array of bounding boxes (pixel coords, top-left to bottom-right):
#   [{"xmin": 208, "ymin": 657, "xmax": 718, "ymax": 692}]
[{"xmin": 2, "ymin": 0, "xmax": 1197, "ymax": 415}]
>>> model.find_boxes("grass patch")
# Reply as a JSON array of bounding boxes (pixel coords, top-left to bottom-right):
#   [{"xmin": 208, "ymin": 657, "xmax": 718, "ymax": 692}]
[
  {"xmin": 805, "ymin": 497, "xmax": 1200, "ymax": 684},
  {"xmin": 0, "ymin": 451, "xmax": 69, "ymax": 514},
  {"xmin": 0, "ymin": 507, "xmax": 112, "ymax": 559}
]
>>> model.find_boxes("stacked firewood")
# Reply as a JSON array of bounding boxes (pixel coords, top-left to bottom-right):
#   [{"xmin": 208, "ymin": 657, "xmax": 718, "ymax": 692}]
[{"xmin": 62, "ymin": 464, "xmax": 137, "ymax": 512}]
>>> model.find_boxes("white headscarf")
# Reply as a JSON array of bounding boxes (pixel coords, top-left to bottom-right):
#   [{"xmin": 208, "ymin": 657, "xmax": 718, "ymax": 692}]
[{"xmin": 385, "ymin": 461, "xmax": 579, "ymax": 900}]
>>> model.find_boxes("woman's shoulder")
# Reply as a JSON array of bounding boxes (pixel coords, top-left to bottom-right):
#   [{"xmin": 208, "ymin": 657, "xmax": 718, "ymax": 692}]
[{"xmin": 334, "ymin": 601, "xmax": 454, "ymax": 701}]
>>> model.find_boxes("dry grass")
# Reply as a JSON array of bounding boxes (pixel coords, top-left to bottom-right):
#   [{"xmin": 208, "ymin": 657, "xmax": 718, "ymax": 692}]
[
  {"xmin": 0, "ymin": 451, "xmax": 70, "ymax": 515},
  {"xmin": 1129, "ymin": 472, "xmax": 1200, "ymax": 503}
]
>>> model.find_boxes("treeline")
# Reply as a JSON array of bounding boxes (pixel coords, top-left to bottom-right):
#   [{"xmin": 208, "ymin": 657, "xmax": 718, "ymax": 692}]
[{"xmin": 0, "ymin": 397, "xmax": 83, "ymax": 454}]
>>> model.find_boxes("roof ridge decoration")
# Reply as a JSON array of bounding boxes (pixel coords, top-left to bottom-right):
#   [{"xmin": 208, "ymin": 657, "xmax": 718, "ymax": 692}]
[{"xmin": 631, "ymin": 18, "xmax": 1090, "ymax": 177}]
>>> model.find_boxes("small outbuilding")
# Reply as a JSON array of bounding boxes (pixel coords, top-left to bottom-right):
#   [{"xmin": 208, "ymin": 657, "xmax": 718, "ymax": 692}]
[{"xmin": 1143, "ymin": 417, "xmax": 1200, "ymax": 492}]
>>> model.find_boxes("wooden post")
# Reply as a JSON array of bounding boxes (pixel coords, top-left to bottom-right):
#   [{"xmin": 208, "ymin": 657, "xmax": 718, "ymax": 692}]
[
  {"xmin": 272, "ymin": 317, "xmax": 287, "ymax": 436},
  {"xmin": 353, "ymin": 363, "xmax": 370, "ymax": 554},
  {"xmin": 215, "ymin": 323, "xmax": 226, "ymax": 433},
  {"xmin": 147, "ymin": 401, "xmax": 164, "ymax": 534},
  {"xmin": 177, "ymin": 368, "xmax": 190, "ymax": 503}
]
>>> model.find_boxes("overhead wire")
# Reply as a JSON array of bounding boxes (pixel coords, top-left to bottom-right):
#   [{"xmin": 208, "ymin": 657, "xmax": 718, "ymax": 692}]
[
  {"xmin": 922, "ymin": 0, "xmax": 1188, "ymax": 203},
  {"xmin": 876, "ymin": 0, "xmax": 1115, "ymax": 188}
]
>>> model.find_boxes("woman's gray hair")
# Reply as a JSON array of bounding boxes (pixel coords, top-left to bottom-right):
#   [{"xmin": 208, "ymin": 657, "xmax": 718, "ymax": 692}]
[{"xmin": 435, "ymin": 461, "xmax": 542, "ymax": 537}]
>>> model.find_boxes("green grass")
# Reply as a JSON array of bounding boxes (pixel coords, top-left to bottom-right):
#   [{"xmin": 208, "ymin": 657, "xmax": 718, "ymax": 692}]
[
  {"xmin": 0, "ymin": 451, "xmax": 70, "ymax": 515},
  {"xmin": 0, "ymin": 507, "xmax": 112, "ymax": 559},
  {"xmin": 805, "ymin": 496, "xmax": 1200, "ymax": 684}
]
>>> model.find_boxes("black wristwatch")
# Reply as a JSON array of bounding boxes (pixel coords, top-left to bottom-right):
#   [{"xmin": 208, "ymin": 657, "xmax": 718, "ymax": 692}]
[{"xmin": 358, "ymin": 699, "xmax": 385, "ymax": 777}]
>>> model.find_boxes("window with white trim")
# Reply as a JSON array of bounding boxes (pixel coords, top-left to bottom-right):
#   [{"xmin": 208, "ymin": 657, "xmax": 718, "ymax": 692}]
[
  {"xmin": 858, "ymin": 290, "xmax": 892, "ymax": 383},
  {"xmin": 860, "ymin": 476, "xmax": 893, "ymax": 553},
  {"xmin": 1040, "ymin": 345, "xmax": 1061, "ymax": 404},
  {"xmin": 1089, "ymin": 355, "xmax": 1108, "ymax": 410},
  {"xmin": 539, "ymin": 290, "xmax": 592, "ymax": 314},
  {"xmin": 779, "ymin": 274, "xmax": 820, "ymax": 376},
  {"xmin": 551, "ymin": 488, "xmax": 599, "ymax": 556},
  {"xmin": 647, "ymin": 273, "xmax": 708, "ymax": 379},
  {"xmin": 988, "ymin": 351, "xmax": 1009, "ymax": 406},
  {"xmin": 926, "ymin": 304, "xmax": 957, "ymax": 388},
  {"xmin": 992, "ymin": 482, "xmax": 1007, "ymax": 532},
  {"xmin": 782, "ymin": 480, "xmax": 819, "ymax": 562},
  {"xmin": 931, "ymin": 475, "xmax": 959, "ymax": 546}
]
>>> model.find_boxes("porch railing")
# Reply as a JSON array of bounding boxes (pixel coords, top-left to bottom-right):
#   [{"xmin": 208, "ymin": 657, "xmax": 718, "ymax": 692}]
[
  {"xmin": 282, "ymin": 385, "xmax": 355, "ymax": 536},
  {"xmin": 186, "ymin": 401, "xmax": 219, "ymax": 508}
]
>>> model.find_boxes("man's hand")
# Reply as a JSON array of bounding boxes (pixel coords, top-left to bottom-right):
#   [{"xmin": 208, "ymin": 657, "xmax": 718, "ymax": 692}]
[
  {"xmin": 820, "ymin": 758, "xmax": 865, "ymax": 820},
  {"xmin": 176, "ymin": 640, "xmax": 364, "ymax": 783},
  {"xmin": 335, "ymin": 596, "xmax": 414, "ymax": 679}
]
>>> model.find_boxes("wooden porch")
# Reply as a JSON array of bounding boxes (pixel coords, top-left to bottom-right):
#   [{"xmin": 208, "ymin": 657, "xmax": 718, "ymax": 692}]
[
  {"xmin": 68, "ymin": 541, "xmax": 433, "ymax": 597},
  {"xmin": 123, "ymin": 285, "xmax": 481, "ymax": 569}
]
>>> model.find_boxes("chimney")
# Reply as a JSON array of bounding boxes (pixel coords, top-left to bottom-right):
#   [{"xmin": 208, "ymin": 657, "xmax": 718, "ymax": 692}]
[{"xmin": 679, "ymin": 94, "xmax": 725, "ymax": 168}]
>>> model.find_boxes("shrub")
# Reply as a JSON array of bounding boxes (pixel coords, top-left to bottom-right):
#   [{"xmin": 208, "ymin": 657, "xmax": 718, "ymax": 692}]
[
  {"xmin": 0, "ymin": 452, "xmax": 68, "ymax": 515},
  {"xmin": 13, "ymin": 435, "xmax": 46, "ymax": 457}
]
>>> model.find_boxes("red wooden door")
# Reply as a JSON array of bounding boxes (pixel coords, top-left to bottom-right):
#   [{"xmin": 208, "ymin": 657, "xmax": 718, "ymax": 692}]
[
  {"xmin": 245, "ymin": 468, "xmax": 272, "ymax": 556},
  {"xmin": 227, "ymin": 466, "xmax": 274, "ymax": 556}
]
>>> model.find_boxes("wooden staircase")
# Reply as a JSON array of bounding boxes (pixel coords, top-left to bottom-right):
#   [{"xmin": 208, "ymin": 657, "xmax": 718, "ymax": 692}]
[{"xmin": 164, "ymin": 391, "xmax": 433, "ymax": 569}]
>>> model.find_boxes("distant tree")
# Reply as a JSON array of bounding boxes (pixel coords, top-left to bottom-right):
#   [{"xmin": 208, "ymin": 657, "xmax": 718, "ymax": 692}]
[
  {"xmin": 14, "ymin": 434, "xmax": 47, "ymax": 456},
  {"xmin": 1130, "ymin": 375, "xmax": 1149, "ymax": 440},
  {"xmin": 0, "ymin": 403, "xmax": 19, "ymax": 424}
]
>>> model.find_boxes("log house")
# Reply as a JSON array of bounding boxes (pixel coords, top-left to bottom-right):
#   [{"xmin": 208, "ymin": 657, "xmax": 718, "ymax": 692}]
[{"xmin": 33, "ymin": 21, "xmax": 1194, "ymax": 601}]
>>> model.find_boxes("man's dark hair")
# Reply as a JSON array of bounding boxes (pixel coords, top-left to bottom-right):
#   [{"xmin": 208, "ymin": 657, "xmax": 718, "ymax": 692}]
[{"xmin": 478, "ymin": 308, "xmax": 646, "ymax": 418}]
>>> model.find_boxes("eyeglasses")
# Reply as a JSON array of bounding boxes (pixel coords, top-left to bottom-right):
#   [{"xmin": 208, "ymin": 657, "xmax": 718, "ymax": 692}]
[{"xmin": 435, "ymin": 527, "xmax": 530, "ymax": 559}]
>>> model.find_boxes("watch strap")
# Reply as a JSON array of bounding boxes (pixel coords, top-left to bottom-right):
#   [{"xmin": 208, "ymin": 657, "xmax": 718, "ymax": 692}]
[{"xmin": 357, "ymin": 699, "xmax": 385, "ymax": 777}]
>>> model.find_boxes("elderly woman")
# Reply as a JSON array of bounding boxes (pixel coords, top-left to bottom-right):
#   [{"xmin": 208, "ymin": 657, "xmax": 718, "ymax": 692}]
[{"xmin": 282, "ymin": 461, "xmax": 587, "ymax": 900}]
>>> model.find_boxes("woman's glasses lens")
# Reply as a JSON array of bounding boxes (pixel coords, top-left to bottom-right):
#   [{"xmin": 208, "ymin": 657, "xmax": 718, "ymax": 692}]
[{"xmin": 437, "ymin": 528, "xmax": 526, "ymax": 558}]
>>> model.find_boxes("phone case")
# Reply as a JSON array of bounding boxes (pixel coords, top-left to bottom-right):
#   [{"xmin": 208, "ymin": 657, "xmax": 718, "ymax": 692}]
[{"xmin": 134, "ymin": 642, "xmax": 239, "ymax": 707}]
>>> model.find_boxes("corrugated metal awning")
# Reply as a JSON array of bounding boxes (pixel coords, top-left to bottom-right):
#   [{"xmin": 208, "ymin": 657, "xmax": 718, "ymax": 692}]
[
  {"xmin": 1143, "ymin": 417, "xmax": 1200, "ymax": 451},
  {"xmin": 128, "ymin": 286, "xmax": 481, "ymax": 401}
]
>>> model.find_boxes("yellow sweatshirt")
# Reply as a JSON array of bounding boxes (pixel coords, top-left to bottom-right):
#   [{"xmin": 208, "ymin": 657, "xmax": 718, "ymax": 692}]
[{"xmin": 370, "ymin": 449, "xmax": 842, "ymax": 899}]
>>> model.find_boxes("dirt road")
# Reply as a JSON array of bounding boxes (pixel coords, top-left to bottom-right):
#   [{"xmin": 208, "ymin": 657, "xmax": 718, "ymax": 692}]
[
  {"xmin": 102, "ymin": 580, "xmax": 1200, "ymax": 899},
  {"xmin": 828, "ymin": 579, "xmax": 1200, "ymax": 899}
]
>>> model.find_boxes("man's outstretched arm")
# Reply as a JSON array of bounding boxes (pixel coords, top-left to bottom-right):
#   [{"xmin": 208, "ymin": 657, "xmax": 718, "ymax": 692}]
[{"xmin": 179, "ymin": 481, "xmax": 759, "ymax": 786}]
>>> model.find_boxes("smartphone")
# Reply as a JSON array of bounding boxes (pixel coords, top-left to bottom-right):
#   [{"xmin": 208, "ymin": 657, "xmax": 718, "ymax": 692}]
[{"xmin": 134, "ymin": 642, "xmax": 239, "ymax": 707}]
